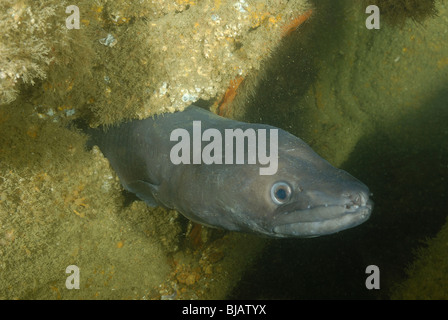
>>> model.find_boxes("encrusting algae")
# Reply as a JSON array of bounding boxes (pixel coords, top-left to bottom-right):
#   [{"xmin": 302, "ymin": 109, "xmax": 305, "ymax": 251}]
[{"xmin": 0, "ymin": 0, "xmax": 312, "ymax": 126}]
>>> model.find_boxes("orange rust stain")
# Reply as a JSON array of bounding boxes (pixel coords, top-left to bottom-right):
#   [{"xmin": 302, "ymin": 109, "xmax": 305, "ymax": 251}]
[
  {"xmin": 215, "ymin": 10, "xmax": 312, "ymax": 117},
  {"xmin": 282, "ymin": 9, "xmax": 313, "ymax": 37},
  {"xmin": 26, "ymin": 126, "xmax": 38, "ymax": 139},
  {"xmin": 217, "ymin": 76, "xmax": 244, "ymax": 117},
  {"xmin": 188, "ymin": 223, "xmax": 203, "ymax": 248},
  {"xmin": 50, "ymin": 285, "xmax": 62, "ymax": 299}
]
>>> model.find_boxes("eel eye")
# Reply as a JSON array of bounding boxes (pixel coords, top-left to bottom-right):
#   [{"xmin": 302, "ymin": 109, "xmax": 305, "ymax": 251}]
[{"xmin": 270, "ymin": 182, "xmax": 292, "ymax": 205}]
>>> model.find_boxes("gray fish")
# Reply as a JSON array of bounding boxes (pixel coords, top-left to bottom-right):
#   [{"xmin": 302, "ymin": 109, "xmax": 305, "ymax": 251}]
[{"xmin": 86, "ymin": 105, "xmax": 373, "ymax": 238}]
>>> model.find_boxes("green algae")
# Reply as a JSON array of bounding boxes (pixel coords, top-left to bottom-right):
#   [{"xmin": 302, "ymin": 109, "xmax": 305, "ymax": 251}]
[{"xmin": 391, "ymin": 217, "xmax": 448, "ymax": 299}]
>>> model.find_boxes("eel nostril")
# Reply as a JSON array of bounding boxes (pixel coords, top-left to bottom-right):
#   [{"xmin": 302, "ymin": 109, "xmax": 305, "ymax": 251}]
[{"xmin": 343, "ymin": 192, "xmax": 368, "ymax": 207}]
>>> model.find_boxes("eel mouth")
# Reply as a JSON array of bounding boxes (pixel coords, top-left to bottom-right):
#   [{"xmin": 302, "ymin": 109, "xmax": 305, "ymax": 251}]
[{"xmin": 272, "ymin": 199, "xmax": 373, "ymax": 238}]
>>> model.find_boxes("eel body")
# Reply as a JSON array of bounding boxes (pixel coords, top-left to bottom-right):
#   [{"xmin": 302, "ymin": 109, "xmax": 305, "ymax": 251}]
[{"xmin": 87, "ymin": 105, "xmax": 373, "ymax": 238}]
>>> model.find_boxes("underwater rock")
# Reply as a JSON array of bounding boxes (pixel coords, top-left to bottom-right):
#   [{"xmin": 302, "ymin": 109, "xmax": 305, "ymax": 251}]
[{"xmin": 1, "ymin": 0, "xmax": 312, "ymax": 126}]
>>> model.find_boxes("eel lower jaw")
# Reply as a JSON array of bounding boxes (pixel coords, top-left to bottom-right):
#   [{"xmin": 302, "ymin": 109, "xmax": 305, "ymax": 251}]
[{"xmin": 272, "ymin": 200, "xmax": 373, "ymax": 238}]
